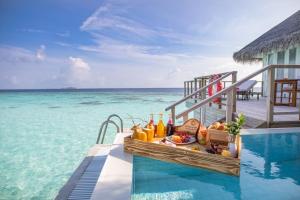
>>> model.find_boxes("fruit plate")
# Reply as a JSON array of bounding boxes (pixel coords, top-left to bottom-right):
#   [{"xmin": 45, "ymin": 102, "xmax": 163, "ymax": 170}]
[{"xmin": 166, "ymin": 135, "xmax": 196, "ymax": 145}]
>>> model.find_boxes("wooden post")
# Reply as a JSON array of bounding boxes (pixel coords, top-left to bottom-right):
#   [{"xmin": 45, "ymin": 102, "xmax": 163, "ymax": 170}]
[
  {"xmin": 299, "ymin": 98, "xmax": 300, "ymax": 120},
  {"xmin": 190, "ymin": 81, "xmax": 193, "ymax": 97},
  {"xmin": 261, "ymin": 81, "xmax": 264, "ymax": 96},
  {"xmin": 171, "ymin": 107, "xmax": 176, "ymax": 125},
  {"xmin": 226, "ymin": 90, "xmax": 233, "ymax": 123},
  {"xmin": 266, "ymin": 67, "xmax": 275, "ymax": 127},
  {"xmin": 183, "ymin": 113, "xmax": 188, "ymax": 122},
  {"xmin": 194, "ymin": 78, "xmax": 198, "ymax": 102},
  {"xmin": 232, "ymin": 72, "xmax": 237, "ymax": 113},
  {"xmin": 198, "ymin": 79, "xmax": 202, "ymax": 98},
  {"xmin": 197, "ymin": 78, "xmax": 202, "ymax": 122},
  {"xmin": 200, "ymin": 78, "xmax": 206, "ymax": 124},
  {"xmin": 184, "ymin": 82, "xmax": 186, "ymax": 97}
]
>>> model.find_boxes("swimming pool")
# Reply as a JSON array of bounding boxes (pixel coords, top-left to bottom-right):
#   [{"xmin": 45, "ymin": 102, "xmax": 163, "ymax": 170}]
[{"xmin": 132, "ymin": 129, "xmax": 300, "ymax": 200}]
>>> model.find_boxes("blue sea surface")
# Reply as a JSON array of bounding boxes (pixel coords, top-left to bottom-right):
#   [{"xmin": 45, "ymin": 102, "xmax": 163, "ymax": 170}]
[
  {"xmin": 0, "ymin": 88, "xmax": 183, "ymax": 200},
  {"xmin": 132, "ymin": 132, "xmax": 300, "ymax": 200}
]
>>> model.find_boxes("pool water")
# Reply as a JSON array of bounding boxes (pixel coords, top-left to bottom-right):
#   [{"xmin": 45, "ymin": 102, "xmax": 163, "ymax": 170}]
[{"xmin": 132, "ymin": 132, "xmax": 300, "ymax": 200}]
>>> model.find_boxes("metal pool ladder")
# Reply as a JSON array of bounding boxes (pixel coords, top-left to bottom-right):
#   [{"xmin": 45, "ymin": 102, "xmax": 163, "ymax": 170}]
[{"xmin": 96, "ymin": 114, "xmax": 124, "ymax": 144}]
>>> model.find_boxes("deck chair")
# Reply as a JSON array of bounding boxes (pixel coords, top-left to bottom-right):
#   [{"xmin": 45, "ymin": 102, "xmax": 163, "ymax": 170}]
[{"xmin": 236, "ymin": 80, "xmax": 257, "ymax": 100}]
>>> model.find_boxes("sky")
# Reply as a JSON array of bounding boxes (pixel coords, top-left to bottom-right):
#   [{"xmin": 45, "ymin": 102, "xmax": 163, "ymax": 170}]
[{"xmin": 0, "ymin": 0, "xmax": 299, "ymax": 89}]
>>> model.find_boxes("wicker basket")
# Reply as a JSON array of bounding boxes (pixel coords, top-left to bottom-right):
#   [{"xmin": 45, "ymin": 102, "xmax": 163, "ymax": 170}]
[{"xmin": 207, "ymin": 129, "xmax": 229, "ymax": 145}]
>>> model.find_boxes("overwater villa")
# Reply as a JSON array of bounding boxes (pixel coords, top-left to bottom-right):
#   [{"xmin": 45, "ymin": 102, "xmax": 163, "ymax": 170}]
[{"xmin": 55, "ymin": 11, "xmax": 300, "ymax": 200}]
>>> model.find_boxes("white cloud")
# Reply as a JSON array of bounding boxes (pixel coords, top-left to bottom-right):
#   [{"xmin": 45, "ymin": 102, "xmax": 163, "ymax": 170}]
[
  {"xmin": 67, "ymin": 57, "xmax": 91, "ymax": 85},
  {"xmin": 0, "ymin": 45, "xmax": 37, "ymax": 63},
  {"xmin": 56, "ymin": 31, "xmax": 70, "ymax": 37},
  {"xmin": 0, "ymin": 44, "xmax": 47, "ymax": 63},
  {"xmin": 69, "ymin": 56, "xmax": 90, "ymax": 70},
  {"xmin": 55, "ymin": 42, "xmax": 71, "ymax": 47},
  {"xmin": 81, "ymin": 4, "xmax": 156, "ymax": 37},
  {"xmin": 36, "ymin": 45, "xmax": 46, "ymax": 61},
  {"xmin": 20, "ymin": 28, "xmax": 45, "ymax": 33}
]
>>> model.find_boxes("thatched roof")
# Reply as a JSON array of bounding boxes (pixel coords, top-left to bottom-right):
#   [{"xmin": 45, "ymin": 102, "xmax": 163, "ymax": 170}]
[{"xmin": 233, "ymin": 10, "xmax": 300, "ymax": 63}]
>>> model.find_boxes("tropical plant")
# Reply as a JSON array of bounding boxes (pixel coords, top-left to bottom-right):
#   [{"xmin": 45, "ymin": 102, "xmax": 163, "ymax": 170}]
[{"xmin": 226, "ymin": 113, "xmax": 245, "ymax": 135}]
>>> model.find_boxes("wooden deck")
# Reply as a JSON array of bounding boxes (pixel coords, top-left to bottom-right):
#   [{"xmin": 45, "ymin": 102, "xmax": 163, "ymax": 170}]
[
  {"xmin": 188, "ymin": 97, "xmax": 300, "ymax": 128},
  {"xmin": 237, "ymin": 97, "xmax": 299, "ymax": 121}
]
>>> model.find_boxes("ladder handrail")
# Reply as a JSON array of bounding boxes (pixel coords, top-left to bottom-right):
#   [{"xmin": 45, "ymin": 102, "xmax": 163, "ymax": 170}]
[
  {"xmin": 165, "ymin": 71, "xmax": 237, "ymax": 111},
  {"xmin": 176, "ymin": 64, "xmax": 300, "ymax": 119},
  {"xmin": 96, "ymin": 120, "xmax": 120, "ymax": 144},
  {"xmin": 96, "ymin": 114, "xmax": 123, "ymax": 144},
  {"xmin": 104, "ymin": 114, "xmax": 124, "ymax": 133}
]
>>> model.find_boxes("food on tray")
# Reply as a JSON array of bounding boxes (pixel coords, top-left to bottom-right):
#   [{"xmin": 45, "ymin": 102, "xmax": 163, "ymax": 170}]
[
  {"xmin": 206, "ymin": 143, "xmax": 228, "ymax": 155},
  {"xmin": 221, "ymin": 150, "xmax": 231, "ymax": 157},
  {"xmin": 208, "ymin": 122, "xmax": 227, "ymax": 131},
  {"xmin": 175, "ymin": 118, "xmax": 200, "ymax": 135},
  {"xmin": 171, "ymin": 132, "xmax": 192, "ymax": 143},
  {"xmin": 143, "ymin": 128, "xmax": 154, "ymax": 142},
  {"xmin": 131, "ymin": 125, "xmax": 147, "ymax": 142},
  {"xmin": 198, "ymin": 124, "xmax": 208, "ymax": 145},
  {"xmin": 172, "ymin": 135, "xmax": 182, "ymax": 143}
]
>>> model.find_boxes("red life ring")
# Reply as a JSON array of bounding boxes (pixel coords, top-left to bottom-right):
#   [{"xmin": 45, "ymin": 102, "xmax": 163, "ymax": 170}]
[{"xmin": 208, "ymin": 75, "xmax": 223, "ymax": 104}]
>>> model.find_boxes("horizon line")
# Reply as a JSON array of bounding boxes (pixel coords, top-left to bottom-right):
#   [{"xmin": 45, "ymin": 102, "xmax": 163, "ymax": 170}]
[{"xmin": 0, "ymin": 87, "xmax": 184, "ymax": 91}]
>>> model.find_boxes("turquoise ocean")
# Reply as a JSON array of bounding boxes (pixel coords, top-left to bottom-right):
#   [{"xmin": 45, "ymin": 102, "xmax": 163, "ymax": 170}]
[{"xmin": 0, "ymin": 88, "xmax": 183, "ymax": 200}]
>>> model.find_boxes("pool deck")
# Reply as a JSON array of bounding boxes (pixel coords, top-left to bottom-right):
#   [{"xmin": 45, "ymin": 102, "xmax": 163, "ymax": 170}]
[{"xmin": 90, "ymin": 132, "xmax": 132, "ymax": 200}]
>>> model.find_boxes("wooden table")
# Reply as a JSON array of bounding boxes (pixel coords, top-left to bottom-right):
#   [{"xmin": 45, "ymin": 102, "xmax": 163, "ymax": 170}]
[{"xmin": 274, "ymin": 79, "xmax": 298, "ymax": 107}]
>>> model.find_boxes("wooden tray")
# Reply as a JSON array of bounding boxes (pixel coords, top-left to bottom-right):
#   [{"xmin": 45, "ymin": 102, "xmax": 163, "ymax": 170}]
[{"xmin": 124, "ymin": 135, "xmax": 242, "ymax": 176}]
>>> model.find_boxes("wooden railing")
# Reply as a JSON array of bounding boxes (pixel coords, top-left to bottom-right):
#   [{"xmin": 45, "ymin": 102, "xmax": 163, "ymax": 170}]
[
  {"xmin": 167, "ymin": 65, "xmax": 300, "ymax": 127},
  {"xmin": 185, "ymin": 79, "xmax": 264, "ymax": 97},
  {"xmin": 183, "ymin": 71, "xmax": 234, "ymax": 97},
  {"xmin": 166, "ymin": 71, "xmax": 237, "ymax": 123}
]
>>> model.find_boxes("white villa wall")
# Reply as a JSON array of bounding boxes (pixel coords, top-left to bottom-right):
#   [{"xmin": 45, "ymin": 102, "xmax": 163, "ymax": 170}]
[{"xmin": 262, "ymin": 45, "xmax": 300, "ymax": 96}]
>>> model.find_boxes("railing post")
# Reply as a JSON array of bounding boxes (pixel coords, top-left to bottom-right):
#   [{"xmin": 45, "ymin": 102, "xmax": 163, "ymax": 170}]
[
  {"xmin": 226, "ymin": 90, "xmax": 233, "ymax": 123},
  {"xmin": 200, "ymin": 78, "xmax": 206, "ymax": 124},
  {"xmin": 171, "ymin": 107, "xmax": 176, "ymax": 125},
  {"xmin": 190, "ymin": 81, "xmax": 193, "ymax": 97},
  {"xmin": 261, "ymin": 81, "xmax": 264, "ymax": 96},
  {"xmin": 232, "ymin": 72, "xmax": 237, "ymax": 113},
  {"xmin": 198, "ymin": 79, "xmax": 202, "ymax": 97},
  {"xmin": 266, "ymin": 67, "xmax": 275, "ymax": 127},
  {"xmin": 184, "ymin": 82, "xmax": 186, "ymax": 97},
  {"xmin": 183, "ymin": 113, "xmax": 188, "ymax": 122},
  {"xmin": 194, "ymin": 78, "xmax": 198, "ymax": 102}
]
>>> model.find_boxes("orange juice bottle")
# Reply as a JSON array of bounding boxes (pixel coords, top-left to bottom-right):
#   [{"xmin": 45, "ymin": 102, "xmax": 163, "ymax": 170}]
[
  {"xmin": 156, "ymin": 113, "xmax": 165, "ymax": 138},
  {"xmin": 146, "ymin": 114, "xmax": 155, "ymax": 141}
]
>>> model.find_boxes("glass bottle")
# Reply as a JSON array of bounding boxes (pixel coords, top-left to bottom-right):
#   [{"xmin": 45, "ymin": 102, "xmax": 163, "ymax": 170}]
[
  {"xmin": 156, "ymin": 113, "xmax": 165, "ymax": 138},
  {"xmin": 166, "ymin": 114, "xmax": 174, "ymax": 136},
  {"xmin": 146, "ymin": 114, "xmax": 155, "ymax": 142}
]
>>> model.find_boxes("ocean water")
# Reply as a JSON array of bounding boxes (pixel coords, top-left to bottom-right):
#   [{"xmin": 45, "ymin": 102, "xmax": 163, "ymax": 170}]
[
  {"xmin": 0, "ymin": 88, "xmax": 183, "ymax": 200},
  {"xmin": 132, "ymin": 132, "xmax": 300, "ymax": 200}
]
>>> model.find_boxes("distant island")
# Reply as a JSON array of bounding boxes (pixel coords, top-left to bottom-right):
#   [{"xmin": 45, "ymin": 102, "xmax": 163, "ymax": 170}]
[{"xmin": 60, "ymin": 87, "xmax": 77, "ymax": 90}]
